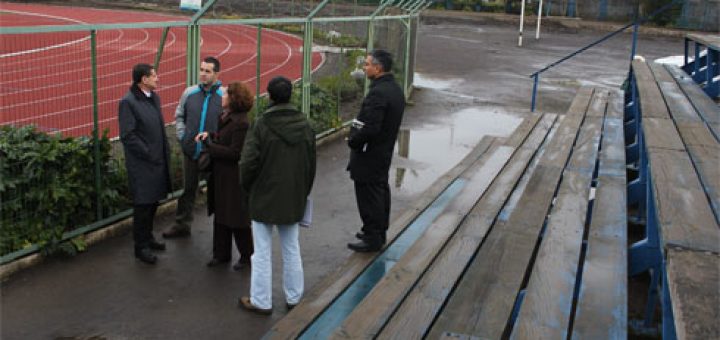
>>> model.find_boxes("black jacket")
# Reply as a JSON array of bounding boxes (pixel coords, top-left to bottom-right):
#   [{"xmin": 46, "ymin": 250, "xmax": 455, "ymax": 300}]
[
  {"xmin": 347, "ymin": 74, "xmax": 406, "ymax": 182},
  {"xmin": 240, "ymin": 103, "xmax": 317, "ymax": 225},
  {"xmin": 118, "ymin": 84, "xmax": 172, "ymax": 204}
]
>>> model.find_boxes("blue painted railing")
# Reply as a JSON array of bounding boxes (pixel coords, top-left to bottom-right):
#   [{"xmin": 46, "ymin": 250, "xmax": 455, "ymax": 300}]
[{"xmin": 529, "ymin": 0, "xmax": 683, "ymax": 112}]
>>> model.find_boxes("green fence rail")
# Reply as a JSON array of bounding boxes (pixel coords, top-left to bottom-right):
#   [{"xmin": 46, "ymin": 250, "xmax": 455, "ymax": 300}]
[{"xmin": 0, "ymin": 0, "xmax": 429, "ymax": 263}]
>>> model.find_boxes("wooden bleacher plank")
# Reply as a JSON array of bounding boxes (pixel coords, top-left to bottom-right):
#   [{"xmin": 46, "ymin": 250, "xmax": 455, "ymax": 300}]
[
  {"xmin": 586, "ymin": 89, "xmax": 608, "ymax": 117},
  {"xmin": 511, "ymin": 112, "xmax": 606, "ymax": 339},
  {"xmin": 666, "ymin": 247, "xmax": 720, "ymax": 340},
  {"xmin": 648, "ymin": 149, "xmax": 720, "ymax": 253},
  {"xmin": 664, "ymin": 64, "xmax": 720, "ymax": 140},
  {"xmin": 650, "ymin": 62, "xmax": 720, "ymax": 221},
  {"xmin": 649, "ymin": 63, "xmax": 704, "ymax": 124},
  {"xmin": 330, "ymin": 142, "xmax": 518, "ymax": 339},
  {"xmin": 376, "ymin": 114, "xmax": 558, "ymax": 340},
  {"xmin": 643, "ymin": 117, "xmax": 686, "ymax": 151},
  {"xmin": 425, "ymin": 88, "xmax": 594, "ymax": 340},
  {"xmin": 265, "ymin": 136, "xmax": 497, "ymax": 339},
  {"xmin": 687, "ymin": 33, "xmax": 720, "ymax": 51},
  {"xmin": 632, "ymin": 60, "xmax": 671, "ymax": 119},
  {"xmin": 572, "ymin": 96, "xmax": 628, "ymax": 339}
]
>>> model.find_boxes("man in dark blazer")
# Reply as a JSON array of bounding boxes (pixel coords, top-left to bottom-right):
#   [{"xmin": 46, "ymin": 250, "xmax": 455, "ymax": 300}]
[
  {"xmin": 347, "ymin": 50, "xmax": 406, "ymax": 252},
  {"xmin": 118, "ymin": 63, "xmax": 172, "ymax": 264}
]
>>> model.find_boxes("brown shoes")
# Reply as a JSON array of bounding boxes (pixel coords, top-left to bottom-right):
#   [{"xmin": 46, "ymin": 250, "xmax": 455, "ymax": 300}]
[{"xmin": 238, "ymin": 296, "xmax": 272, "ymax": 315}]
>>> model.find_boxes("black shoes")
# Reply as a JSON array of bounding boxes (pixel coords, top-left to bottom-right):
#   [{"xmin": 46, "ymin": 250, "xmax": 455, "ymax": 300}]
[
  {"xmin": 347, "ymin": 240, "xmax": 384, "ymax": 252},
  {"xmin": 135, "ymin": 248, "xmax": 157, "ymax": 265},
  {"xmin": 233, "ymin": 258, "xmax": 251, "ymax": 271},
  {"xmin": 206, "ymin": 258, "xmax": 230, "ymax": 267},
  {"xmin": 162, "ymin": 225, "xmax": 191, "ymax": 238},
  {"xmin": 355, "ymin": 231, "xmax": 367, "ymax": 240},
  {"xmin": 149, "ymin": 239, "xmax": 166, "ymax": 251}
]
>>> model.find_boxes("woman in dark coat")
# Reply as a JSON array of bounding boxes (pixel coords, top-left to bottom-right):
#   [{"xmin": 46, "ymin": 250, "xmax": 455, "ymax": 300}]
[{"xmin": 196, "ymin": 82, "xmax": 254, "ymax": 270}]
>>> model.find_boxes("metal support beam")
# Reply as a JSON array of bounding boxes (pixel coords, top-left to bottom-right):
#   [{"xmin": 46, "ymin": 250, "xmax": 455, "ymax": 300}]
[
  {"xmin": 154, "ymin": 27, "xmax": 170, "ymax": 71},
  {"xmin": 90, "ymin": 30, "xmax": 102, "ymax": 221},
  {"xmin": 301, "ymin": 0, "xmax": 331, "ymax": 116}
]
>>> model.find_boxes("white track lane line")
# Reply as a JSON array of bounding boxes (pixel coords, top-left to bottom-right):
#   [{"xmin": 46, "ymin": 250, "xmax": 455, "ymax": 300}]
[
  {"xmin": 3, "ymin": 28, "xmax": 176, "ymax": 95},
  {"xmin": 2, "ymin": 28, "xmax": 125, "ymax": 73},
  {"xmin": 4, "ymin": 26, "xmax": 238, "ymax": 124},
  {"xmin": 8, "ymin": 25, "xmax": 318, "ymax": 129},
  {"xmin": 0, "ymin": 9, "xmax": 89, "ymax": 59}
]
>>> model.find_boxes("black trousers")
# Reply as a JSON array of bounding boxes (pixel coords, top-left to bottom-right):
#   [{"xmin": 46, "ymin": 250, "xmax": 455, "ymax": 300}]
[
  {"xmin": 213, "ymin": 222, "xmax": 253, "ymax": 261},
  {"xmin": 354, "ymin": 181, "xmax": 391, "ymax": 244},
  {"xmin": 133, "ymin": 203, "xmax": 158, "ymax": 250}
]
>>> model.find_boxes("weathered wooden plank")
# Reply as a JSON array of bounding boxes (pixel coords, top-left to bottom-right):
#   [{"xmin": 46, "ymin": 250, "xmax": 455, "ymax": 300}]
[
  {"xmin": 265, "ymin": 136, "xmax": 498, "ymax": 339},
  {"xmin": 643, "ymin": 117, "xmax": 686, "ymax": 151},
  {"xmin": 666, "ymin": 248, "xmax": 720, "ymax": 340},
  {"xmin": 586, "ymin": 90, "xmax": 608, "ymax": 117},
  {"xmin": 664, "ymin": 64, "xmax": 720, "ymax": 140},
  {"xmin": 426, "ymin": 90, "xmax": 592, "ymax": 340},
  {"xmin": 572, "ymin": 116, "xmax": 628, "ymax": 340},
  {"xmin": 606, "ymin": 90, "xmax": 623, "ymax": 121},
  {"xmin": 649, "ymin": 149, "xmax": 720, "ymax": 253},
  {"xmin": 511, "ymin": 116, "xmax": 605, "ymax": 339},
  {"xmin": 687, "ymin": 33, "xmax": 720, "ymax": 51},
  {"xmin": 330, "ymin": 143, "xmax": 516, "ymax": 340},
  {"xmin": 632, "ymin": 60, "xmax": 671, "ymax": 119},
  {"xmin": 673, "ymin": 121, "xmax": 720, "ymax": 222},
  {"xmin": 377, "ymin": 114, "xmax": 558, "ymax": 340},
  {"xmin": 505, "ymin": 113, "xmax": 543, "ymax": 148},
  {"xmin": 651, "ymin": 67, "xmax": 703, "ymax": 124}
]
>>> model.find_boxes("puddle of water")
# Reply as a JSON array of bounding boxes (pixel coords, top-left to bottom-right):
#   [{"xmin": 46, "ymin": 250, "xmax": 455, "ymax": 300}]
[
  {"xmin": 654, "ymin": 55, "xmax": 685, "ymax": 67},
  {"xmin": 392, "ymin": 107, "xmax": 523, "ymax": 195},
  {"xmin": 413, "ymin": 72, "xmax": 462, "ymax": 90}
]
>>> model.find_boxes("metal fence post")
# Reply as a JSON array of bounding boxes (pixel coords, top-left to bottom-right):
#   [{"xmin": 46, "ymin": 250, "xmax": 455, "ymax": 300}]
[
  {"xmin": 90, "ymin": 30, "xmax": 102, "ymax": 220},
  {"xmin": 403, "ymin": 17, "xmax": 412, "ymax": 99},
  {"xmin": 256, "ymin": 23, "xmax": 263, "ymax": 117},
  {"xmin": 301, "ymin": 0, "xmax": 330, "ymax": 116},
  {"xmin": 154, "ymin": 27, "xmax": 170, "ymax": 71}
]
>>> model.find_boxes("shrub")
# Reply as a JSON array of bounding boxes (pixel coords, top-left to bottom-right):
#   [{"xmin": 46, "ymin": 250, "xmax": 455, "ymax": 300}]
[{"xmin": 0, "ymin": 125, "xmax": 127, "ymax": 256}]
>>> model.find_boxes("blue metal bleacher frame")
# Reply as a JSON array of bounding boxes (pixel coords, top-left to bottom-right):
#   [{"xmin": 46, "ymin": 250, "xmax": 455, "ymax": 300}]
[{"xmin": 683, "ymin": 34, "xmax": 720, "ymax": 98}]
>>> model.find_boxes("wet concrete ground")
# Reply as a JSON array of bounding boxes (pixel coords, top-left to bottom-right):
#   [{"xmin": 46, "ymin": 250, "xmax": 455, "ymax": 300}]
[{"xmin": 0, "ymin": 14, "xmax": 683, "ymax": 340}]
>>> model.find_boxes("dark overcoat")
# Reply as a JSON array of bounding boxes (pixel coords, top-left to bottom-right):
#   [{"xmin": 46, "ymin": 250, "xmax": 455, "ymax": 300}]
[
  {"xmin": 118, "ymin": 84, "xmax": 171, "ymax": 205},
  {"xmin": 206, "ymin": 111, "xmax": 250, "ymax": 229},
  {"xmin": 346, "ymin": 74, "xmax": 406, "ymax": 183}
]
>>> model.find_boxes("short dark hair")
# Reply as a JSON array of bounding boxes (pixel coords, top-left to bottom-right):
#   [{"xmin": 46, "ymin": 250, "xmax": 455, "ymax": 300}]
[
  {"xmin": 203, "ymin": 56, "xmax": 221, "ymax": 72},
  {"xmin": 267, "ymin": 76, "xmax": 292, "ymax": 104},
  {"xmin": 132, "ymin": 63, "xmax": 154, "ymax": 85},
  {"xmin": 369, "ymin": 49, "xmax": 393, "ymax": 73}
]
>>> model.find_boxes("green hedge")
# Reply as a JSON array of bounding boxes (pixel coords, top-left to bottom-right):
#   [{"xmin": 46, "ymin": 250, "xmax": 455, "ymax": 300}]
[{"xmin": 0, "ymin": 125, "xmax": 127, "ymax": 256}]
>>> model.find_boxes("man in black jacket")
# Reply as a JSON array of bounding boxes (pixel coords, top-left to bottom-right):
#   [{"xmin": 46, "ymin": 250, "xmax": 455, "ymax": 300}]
[
  {"xmin": 118, "ymin": 63, "xmax": 171, "ymax": 264},
  {"xmin": 347, "ymin": 50, "xmax": 406, "ymax": 252}
]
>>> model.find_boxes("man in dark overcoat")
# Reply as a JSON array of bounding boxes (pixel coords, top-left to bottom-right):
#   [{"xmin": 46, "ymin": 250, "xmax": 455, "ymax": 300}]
[
  {"xmin": 118, "ymin": 63, "xmax": 172, "ymax": 264},
  {"xmin": 347, "ymin": 49, "xmax": 406, "ymax": 252}
]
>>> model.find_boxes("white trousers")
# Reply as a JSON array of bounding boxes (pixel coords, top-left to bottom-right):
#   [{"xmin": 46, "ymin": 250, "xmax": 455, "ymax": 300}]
[{"xmin": 250, "ymin": 220, "xmax": 304, "ymax": 309}]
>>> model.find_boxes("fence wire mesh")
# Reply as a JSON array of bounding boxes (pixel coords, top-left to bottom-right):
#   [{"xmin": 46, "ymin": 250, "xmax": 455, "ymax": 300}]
[{"xmin": 0, "ymin": 2, "xmax": 422, "ymax": 258}]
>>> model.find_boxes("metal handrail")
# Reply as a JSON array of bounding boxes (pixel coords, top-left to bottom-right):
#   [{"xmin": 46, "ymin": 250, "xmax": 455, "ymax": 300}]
[{"xmin": 529, "ymin": 0, "xmax": 683, "ymax": 111}]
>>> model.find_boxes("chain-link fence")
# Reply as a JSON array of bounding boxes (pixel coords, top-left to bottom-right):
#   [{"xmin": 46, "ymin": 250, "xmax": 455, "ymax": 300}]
[{"xmin": 0, "ymin": 0, "xmax": 426, "ymax": 260}]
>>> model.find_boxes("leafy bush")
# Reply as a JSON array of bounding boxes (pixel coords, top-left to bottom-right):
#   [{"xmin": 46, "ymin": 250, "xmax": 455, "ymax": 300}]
[{"xmin": 0, "ymin": 125, "xmax": 127, "ymax": 256}]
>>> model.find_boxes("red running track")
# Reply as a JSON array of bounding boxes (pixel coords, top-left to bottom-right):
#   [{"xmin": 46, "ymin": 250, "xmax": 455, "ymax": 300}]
[{"xmin": 0, "ymin": 3, "xmax": 324, "ymax": 138}]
